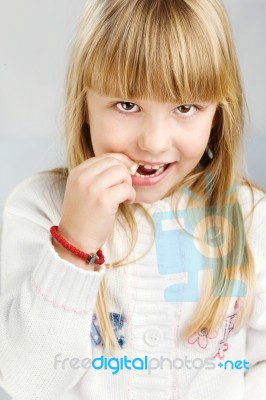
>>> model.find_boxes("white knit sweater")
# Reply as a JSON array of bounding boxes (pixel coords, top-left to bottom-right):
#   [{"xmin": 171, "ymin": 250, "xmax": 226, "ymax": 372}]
[{"xmin": 0, "ymin": 171, "xmax": 266, "ymax": 400}]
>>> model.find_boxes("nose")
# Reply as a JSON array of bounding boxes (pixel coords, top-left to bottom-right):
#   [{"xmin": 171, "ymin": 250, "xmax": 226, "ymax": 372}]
[{"xmin": 137, "ymin": 116, "xmax": 173, "ymax": 155}]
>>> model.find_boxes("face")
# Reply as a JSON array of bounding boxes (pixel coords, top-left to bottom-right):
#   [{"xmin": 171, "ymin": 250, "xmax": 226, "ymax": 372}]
[{"xmin": 86, "ymin": 89, "xmax": 217, "ymax": 203}]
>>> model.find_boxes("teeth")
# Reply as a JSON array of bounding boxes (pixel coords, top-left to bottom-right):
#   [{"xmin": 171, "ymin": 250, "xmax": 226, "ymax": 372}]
[
  {"xmin": 135, "ymin": 164, "xmax": 166, "ymax": 178},
  {"xmin": 129, "ymin": 161, "xmax": 169, "ymax": 177},
  {"xmin": 138, "ymin": 162, "xmax": 166, "ymax": 170}
]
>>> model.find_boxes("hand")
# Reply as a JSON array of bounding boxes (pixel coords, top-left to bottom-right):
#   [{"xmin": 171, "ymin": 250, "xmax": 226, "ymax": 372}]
[{"xmin": 57, "ymin": 153, "xmax": 136, "ymax": 254}]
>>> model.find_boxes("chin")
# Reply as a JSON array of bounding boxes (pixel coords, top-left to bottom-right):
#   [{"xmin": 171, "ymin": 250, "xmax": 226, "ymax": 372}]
[{"xmin": 134, "ymin": 190, "xmax": 165, "ymax": 204}]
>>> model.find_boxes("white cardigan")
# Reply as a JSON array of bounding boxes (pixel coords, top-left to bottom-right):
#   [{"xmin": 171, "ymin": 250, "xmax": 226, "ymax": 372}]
[{"xmin": 0, "ymin": 171, "xmax": 266, "ymax": 400}]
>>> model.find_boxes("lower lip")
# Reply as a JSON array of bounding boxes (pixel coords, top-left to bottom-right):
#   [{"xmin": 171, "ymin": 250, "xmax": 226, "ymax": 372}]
[{"xmin": 131, "ymin": 162, "xmax": 177, "ymax": 187}]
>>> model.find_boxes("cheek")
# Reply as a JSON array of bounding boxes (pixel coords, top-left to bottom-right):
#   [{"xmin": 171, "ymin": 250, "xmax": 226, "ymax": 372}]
[
  {"xmin": 89, "ymin": 114, "xmax": 112, "ymax": 146},
  {"xmin": 178, "ymin": 129, "xmax": 211, "ymax": 159},
  {"xmin": 89, "ymin": 116, "xmax": 130, "ymax": 153}
]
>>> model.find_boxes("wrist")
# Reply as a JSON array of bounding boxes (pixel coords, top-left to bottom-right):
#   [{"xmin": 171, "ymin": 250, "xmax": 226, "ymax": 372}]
[
  {"xmin": 52, "ymin": 239, "xmax": 101, "ymax": 271},
  {"xmin": 50, "ymin": 225, "xmax": 105, "ymax": 268},
  {"xmin": 58, "ymin": 225, "xmax": 100, "ymax": 253}
]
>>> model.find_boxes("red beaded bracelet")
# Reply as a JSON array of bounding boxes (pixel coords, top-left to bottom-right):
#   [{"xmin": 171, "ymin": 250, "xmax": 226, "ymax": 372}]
[{"xmin": 50, "ymin": 226, "xmax": 105, "ymax": 265}]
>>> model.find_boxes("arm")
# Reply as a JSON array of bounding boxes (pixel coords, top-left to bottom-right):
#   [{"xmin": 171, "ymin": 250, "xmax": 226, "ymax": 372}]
[
  {"xmin": 0, "ymin": 174, "xmax": 106, "ymax": 399},
  {"xmin": 244, "ymin": 278, "xmax": 266, "ymax": 399},
  {"xmin": 243, "ymin": 189, "xmax": 266, "ymax": 399}
]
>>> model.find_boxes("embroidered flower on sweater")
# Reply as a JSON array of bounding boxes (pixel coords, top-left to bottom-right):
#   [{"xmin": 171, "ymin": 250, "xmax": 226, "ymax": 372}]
[
  {"xmin": 213, "ymin": 342, "xmax": 229, "ymax": 360},
  {"xmin": 188, "ymin": 299, "xmax": 241, "ymax": 356},
  {"xmin": 90, "ymin": 312, "xmax": 126, "ymax": 348},
  {"xmin": 234, "ymin": 298, "xmax": 244, "ymax": 312},
  {"xmin": 213, "ymin": 311, "xmax": 237, "ymax": 359},
  {"xmin": 188, "ymin": 328, "xmax": 217, "ymax": 350}
]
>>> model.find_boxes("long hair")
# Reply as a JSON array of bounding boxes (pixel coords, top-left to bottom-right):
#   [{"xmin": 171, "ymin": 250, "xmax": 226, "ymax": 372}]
[{"xmin": 57, "ymin": 0, "xmax": 264, "ymax": 352}]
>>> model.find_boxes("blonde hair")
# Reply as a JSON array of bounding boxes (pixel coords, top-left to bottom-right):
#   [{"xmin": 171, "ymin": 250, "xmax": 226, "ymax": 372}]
[{"xmin": 57, "ymin": 0, "xmax": 265, "ymax": 352}]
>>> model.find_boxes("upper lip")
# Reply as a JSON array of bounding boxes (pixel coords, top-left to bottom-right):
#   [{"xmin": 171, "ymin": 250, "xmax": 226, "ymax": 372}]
[{"xmin": 135, "ymin": 160, "xmax": 175, "ymax": 166}]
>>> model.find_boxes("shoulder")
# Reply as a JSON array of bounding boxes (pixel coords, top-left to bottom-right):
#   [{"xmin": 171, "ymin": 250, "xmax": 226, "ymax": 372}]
[
  {"xmin": 237, "ymin": 182, "xmax": 266, "ymax": 274},
  {"xmin": 237, "ymin": 182, "xmax": 266, "ymax": 223},
  {"xmin": 3, "ymin": 169, "xmax": 68, "ymax": 223}
]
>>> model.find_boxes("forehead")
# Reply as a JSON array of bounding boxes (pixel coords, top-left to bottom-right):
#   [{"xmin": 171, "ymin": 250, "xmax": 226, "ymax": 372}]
[{"xmin": 83, "ymin": 0, "xmax": 228, "ymax": 104}]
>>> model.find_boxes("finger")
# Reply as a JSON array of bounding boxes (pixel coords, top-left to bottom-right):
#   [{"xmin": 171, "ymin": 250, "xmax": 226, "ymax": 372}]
[
  {"xmin": 69, "ymin": 157, "xmax": 129, "ymax": 186},
  {"xmin": 77, "ymin": 153, "xmax": 136, "ymax": 172},
  {"xmin": 69, "ymin": 163, "xmax": 133, "ymax": 193},
  {"xmin": 71, "ymin": 155, "xmax": 135, "ymax": 183},
  {"xmin": 98, "ymin": 153, "xmax": 136, "ymax": 168},
  {"xmin": 91, "ymin": 165, "xmax": 133, "ymax": 189},
  {"xmin": 106, "ymin": 182, "xmax": 136, "ymax": 205},
  {"xmin": 71, "ymin": 162, "xmax": 132, "ymax": 190}
]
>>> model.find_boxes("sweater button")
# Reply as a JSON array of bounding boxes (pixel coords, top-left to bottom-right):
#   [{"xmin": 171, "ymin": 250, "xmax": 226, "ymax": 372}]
[{"xmin": 144, "ymin": 328, "xmax": 163, "ymax": 347}]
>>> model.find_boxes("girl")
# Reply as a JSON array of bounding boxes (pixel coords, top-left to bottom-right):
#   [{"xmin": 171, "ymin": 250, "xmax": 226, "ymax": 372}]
[{"xmin": 1, "ymin": 0, "xmax": 266, "ymax": 399}]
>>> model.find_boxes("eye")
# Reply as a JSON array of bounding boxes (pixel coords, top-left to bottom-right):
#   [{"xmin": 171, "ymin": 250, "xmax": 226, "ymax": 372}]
[
  {"xmin": 175, "ymin": 104, "xmax": 198, "ymax": 116},
  {"xmin": 116, "ymin": 102, "xmax": 140, "ymax": 113}
]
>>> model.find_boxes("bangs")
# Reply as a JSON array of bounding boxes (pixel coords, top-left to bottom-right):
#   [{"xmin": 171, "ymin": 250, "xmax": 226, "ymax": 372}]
[{"xmin": 84, "ymin": 0, "xmax": 227, "ymax": 103}]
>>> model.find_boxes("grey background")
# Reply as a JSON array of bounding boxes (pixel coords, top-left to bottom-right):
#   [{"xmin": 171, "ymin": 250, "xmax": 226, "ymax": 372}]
[{"xmin": 0, "ymin": 0, "xmax": 265, "ymax": 398}]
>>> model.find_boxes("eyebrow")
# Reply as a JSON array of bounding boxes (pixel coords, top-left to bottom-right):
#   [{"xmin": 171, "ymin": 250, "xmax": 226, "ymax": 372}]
[
  {"xmin": 104, "ymin": 96, "xmax": 134, "ymax": 102},
  {"xmin": 100, "ymin": 94, "xmax": 213, "ymax": 107}
]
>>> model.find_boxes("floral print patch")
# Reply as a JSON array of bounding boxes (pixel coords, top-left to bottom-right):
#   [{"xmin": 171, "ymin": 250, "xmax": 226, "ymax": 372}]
[
  {"xmin": 187, "ymin": 298, "xmax": 242, "ymax": 356},
  {"xmin": 188, "ymin": 328, "xmax": 217, "ymax": 351},
  {"xmin": 213, "ymin": 312, "xmax": 237, "ymax": 360},
  {"xmin": 90, "ymin": 312, "xmax": 126, "ymax": 348}
]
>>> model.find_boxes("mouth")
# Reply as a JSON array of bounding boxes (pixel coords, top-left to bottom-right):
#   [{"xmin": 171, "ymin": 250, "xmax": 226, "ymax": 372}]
[
  {"xmin": 130, "ymin": 161, "xmax": 176, "ymax": 187},
  {"xmin": 134, "ymin": 162, "xmax": 170, "ymax": 177}
]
